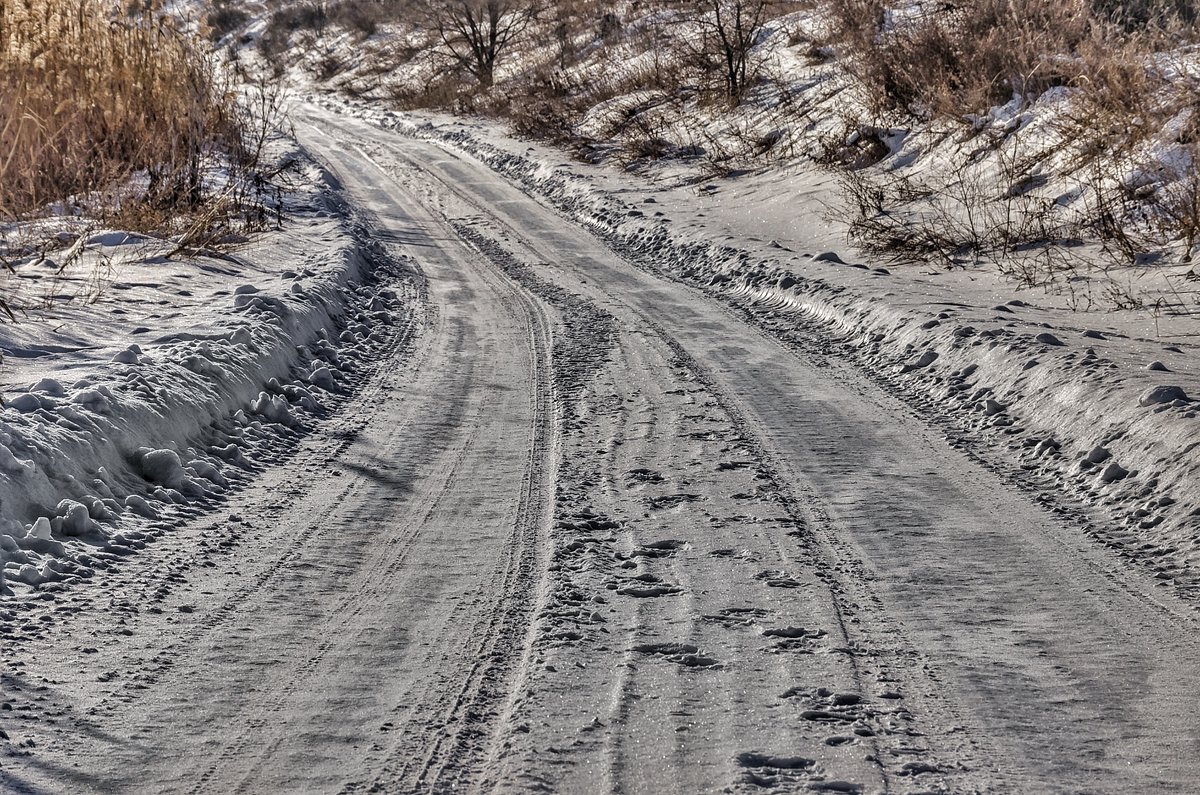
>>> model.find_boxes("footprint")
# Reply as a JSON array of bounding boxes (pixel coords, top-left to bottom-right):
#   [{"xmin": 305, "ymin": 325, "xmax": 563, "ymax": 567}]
[
  {"xmin": 646, "ymin": 493, "xmax": 702, "ymax": 510},
  {"xmin": 800, "ymin": 709, "xmax": 858, "ymax": 723},
  {"xmin": 632, "ymin": 539, "xmax": 687, "ymax": 558},
  {"xmin": 625, "ymin": 468, "xmax": 665, "ymax": 485},
  {"xmin": 702, "ymin": 607, "xmax": 771, "ymax": 628},
  {"xmin": 898, "ymin": 761, "xmax": 943, "ymax": 777},
  {"xmin": 736, "ymin": 752, "xmax": 814, "ymax": 769},
  {"xmin": 558, "ymin": 512, "xmax": 622, "ymax": 533},
  {"xmin": 807, "ymin": 782, "xmax": 862, "ymax": 793},
  {"xmin": 735, "ymin": 752, "xmax": 816, "ymax": 789},
  {"xmin": 710, "ymin": 548, "xmax": 756, "ymax": 560},
  {"xmin": 634, "ymin": 642, "xmax": 697, "ymax": 655},
  {"xmin": 617, "ymin": 582, "xmax": 682, "ymax": 598},
  {"xmin": 634, "ymin": 642, "xmax": 720, "ymax": 668},
  {"xmin": 762, "ymin": 626, "xmax": 826, "ymax": 640},
  {"xmin": 755, "ymin": 570, "xmax": 804, "ymax": 588},
  {"xmin": 640, "ymin": 539, "xmax": 686, "ymax": 550},
  {"xmin": 794, "ymin": 689, "xmax": 871, "ymax": 726}
]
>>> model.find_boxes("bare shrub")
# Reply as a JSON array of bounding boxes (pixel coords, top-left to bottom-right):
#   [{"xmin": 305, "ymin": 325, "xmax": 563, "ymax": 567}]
[
  {"xmin": 389, "ymin": 62, "xmax": 483, "ymax": 112},
  {"xmin": 828, "ymin": 120, "xmax": 1080, "ymax": 272},
  {"xmin": 429, "ymin": 0, "xmax": 540, "ymax": 88},
  {"xmin": 694, "ymin": 0, "xmax": 772, "ymax": 102},
  {"xmin": 260, "ymin": 1, "xmax": 330, "ymax": 56},
  {"xmin": 830, "ymin": 0, "xmax": 1094, "ymax": 118},
  {"xmin": 330, "ymin": 0, "xmax": 392, "ymax": 37},
  {"xmin": 598, "ymin": 11, "xmax": 623, "ymax": 43},
  {"xmin": 206, "ymin": 2, "xmax": 251, "ymax": 42},
  {"xmin": 507, "ymin": 71, "xmax": 589, "ymax": 143}
]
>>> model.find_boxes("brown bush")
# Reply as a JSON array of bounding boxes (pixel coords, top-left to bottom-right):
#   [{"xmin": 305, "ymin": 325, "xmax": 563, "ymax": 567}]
[
  {"xmin": 206, "ymin": 2, "xmax": 251, "ymax": 42},
  {"xmin": 830, "ymin": 0, "xmax": 1097, "ymax": 118},
  {"xmin": 0, "ymin": 0, "xmax": 247, "ymax": 222}
]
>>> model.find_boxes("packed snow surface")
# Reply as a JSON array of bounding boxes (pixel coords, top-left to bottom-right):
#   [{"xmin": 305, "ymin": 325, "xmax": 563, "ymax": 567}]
[{"xmin": 2, "ymin": 95, "xmax": 1199, "ymax": 795}]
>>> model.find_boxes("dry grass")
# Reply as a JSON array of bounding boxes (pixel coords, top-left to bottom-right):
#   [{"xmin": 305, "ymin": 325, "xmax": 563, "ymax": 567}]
[
  {"xmin": 0, "ymin": 0, "xmax": 286, "ymax": 322},
  {"xmin": 824, "ymin": 0, "xmax": 1200, "ymax": 303},
  {"xmin": 0, "ymin": 0, "xmax": 251, "ymax": 223},
  {"xmin": 830, "ymin": 0, "xmax": 1098, "ymax": 119},
  {"xmin": 260, "ymin": 0, "xmax": 1200, "ymax": 301}
]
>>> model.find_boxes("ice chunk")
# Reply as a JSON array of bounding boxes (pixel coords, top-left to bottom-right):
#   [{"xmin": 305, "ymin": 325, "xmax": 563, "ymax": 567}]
[
  {"xmin": 251, "ymin": 391, "xmax": 293, "ymax": 426},
  {"xmin": 1100, "ymin": 461, "xmax": 1130, "ymax": 483},
  {"xmin": 307, "ymin": 366, "xmax": 337, "ymax": 392},
  {"xmin": 983, "ymin": 399, "xmax": 1006, "ymax": 416},
  {"xmin": 16, "ymin": 563, "xmax": 40, "ymax": 585},
  {"xmin": 1139, "ymin": 385, "xmax": 1189, "ymax": 406},
  {"xmin": 211, "ymin": 443, "xmax": 248, "ymax": 467},
  {"xmin": 902, "ymin": 350, "xmax": 939, "ymax": 373},
  {"xmin": 55, "ymin": 499, "xmax": 92, "ymax": 536},
  {"xmin": 188, "ymin": 459, "xmax": 227, "ymax": 488},
  {"xmin": 7, "ymin": 393, "xmax": 44, "ymax": 413},
  {"xmin": 125, "ymin": 494, "xmax": 159, "ymax": 519},
  {"xmin": 29, "ymin": 517, "xmax": 52, "ymax": 540},
  {"xmin": 140, "ymin": 448, "xmax": 185, "ymax": 488},
  {"xmin": 31, "ymin": 378, "xmax": 65, "ymax": 396},
  {"xmin": 72, "ymin": 389, "xmax": 111, "ymax": 413},
  {"xmin": 88, "ymin": 498, "xmax": 117, "ymax": 521},
  {"xmin": 0, "ymin": 443, "xmax": 33, "ymax": 475}
]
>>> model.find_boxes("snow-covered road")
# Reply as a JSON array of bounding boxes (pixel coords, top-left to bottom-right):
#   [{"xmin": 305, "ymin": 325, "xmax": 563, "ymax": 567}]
[{"xmin": 4, "ymin": 103, "xmax": 1200, "ymax": 794}]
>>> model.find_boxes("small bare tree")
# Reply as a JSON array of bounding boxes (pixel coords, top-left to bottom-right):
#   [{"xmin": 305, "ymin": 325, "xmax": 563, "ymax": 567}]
[
  {"xmin": 433, "ymin": 1, "xmax": 538, "ymax": 89},
  {"xmin": 699, "ymin": 0, "xmax": 770, "ymax": 101}
]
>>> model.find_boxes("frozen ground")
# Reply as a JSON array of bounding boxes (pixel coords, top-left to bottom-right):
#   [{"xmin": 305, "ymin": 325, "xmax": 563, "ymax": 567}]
[{"xmin": 1, "ymin": 98, "xmax": 1199, "ymax": 794}]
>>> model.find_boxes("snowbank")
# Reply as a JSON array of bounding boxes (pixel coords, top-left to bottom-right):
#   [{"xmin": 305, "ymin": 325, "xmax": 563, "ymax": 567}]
[{"xmin": 0, "ymin": 154, "xmax": 414, "ymax": 596}]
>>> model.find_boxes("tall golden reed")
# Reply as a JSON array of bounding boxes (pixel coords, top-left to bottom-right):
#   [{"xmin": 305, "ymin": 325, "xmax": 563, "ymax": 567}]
[{"xmin": 0, "ymin": 0, "xmax": 244, "ymax": 221}]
